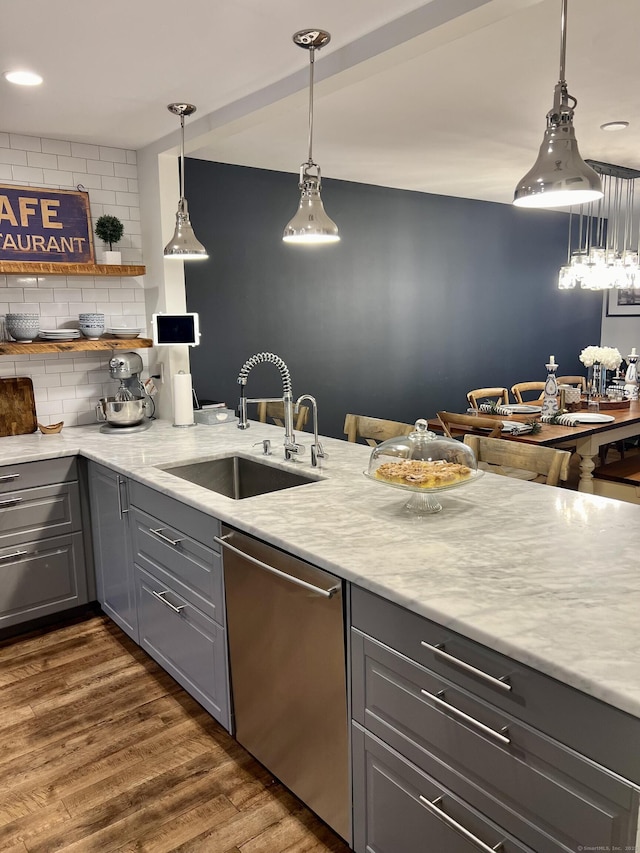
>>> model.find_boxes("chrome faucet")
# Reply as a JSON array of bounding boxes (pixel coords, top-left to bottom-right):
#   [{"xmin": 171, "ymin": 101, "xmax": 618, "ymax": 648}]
[
  {"xmin": 295, "ymin": 394, "xmax": 326, "ymax": 467},
  {"xmin": 236, "ymin": 352, "xmax": 305, "ymax": 460}
]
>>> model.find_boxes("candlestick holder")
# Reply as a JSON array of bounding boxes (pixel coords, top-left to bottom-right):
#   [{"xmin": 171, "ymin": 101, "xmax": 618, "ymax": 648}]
[
  {"xmin": 542, "ymin": 361, "xmax": 559, "ymax": 416},
  {"xmin": 624, "ymin": 352, "xmax": 639, "ymax": 400}
]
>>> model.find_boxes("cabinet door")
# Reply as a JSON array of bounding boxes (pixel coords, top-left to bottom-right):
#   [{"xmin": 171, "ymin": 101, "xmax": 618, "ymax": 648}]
[
  {"xmin": 88, "ymin": 462, "xmax": 137, "ymax": 642},
  {"xmin": 135, "ymin": 564, "xmax": 230, "ymax": 730},
  {"xmin": 0, "ymin": 532, "xmax": 87, "ymax": 629},
  {"xmin": 352, "ymin": 724, "xmax": 535, "ymax": 853}
]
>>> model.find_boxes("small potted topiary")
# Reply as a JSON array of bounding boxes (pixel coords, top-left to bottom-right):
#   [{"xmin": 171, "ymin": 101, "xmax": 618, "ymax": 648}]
[{"xmin": 95, "ymin": 214, "xmax": 124, "ymax": 264}]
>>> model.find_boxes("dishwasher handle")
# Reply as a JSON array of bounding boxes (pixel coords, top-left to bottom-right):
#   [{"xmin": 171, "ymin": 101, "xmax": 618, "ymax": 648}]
[{"xmin": 214, "ymin": 534, "xmax": 340, "ymax": 598}]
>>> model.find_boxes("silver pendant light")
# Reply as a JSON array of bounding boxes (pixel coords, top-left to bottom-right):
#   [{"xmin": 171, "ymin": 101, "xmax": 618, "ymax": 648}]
[
  {"xmin": 513, "ymin": 0, "xmax": 602, "ymax": 209},
  {"xmin": 164, "ymin": 103, "xmax": 208, "ymax": 260},
  {"xmin": 283, "ymin": 29, "xmax": 340, "ymax": 245}
]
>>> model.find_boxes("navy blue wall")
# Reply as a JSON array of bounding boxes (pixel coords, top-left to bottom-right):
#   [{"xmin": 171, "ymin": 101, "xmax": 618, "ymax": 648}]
[{"xmin": 184, "ymin": 160, "xmax": 602, "ymax": 439}]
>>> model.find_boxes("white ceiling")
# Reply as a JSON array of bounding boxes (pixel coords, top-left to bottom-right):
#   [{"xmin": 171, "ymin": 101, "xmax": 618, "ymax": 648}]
[{"xmin": 2, "ymin": 0, "xmax": 639, "ymax": 204}]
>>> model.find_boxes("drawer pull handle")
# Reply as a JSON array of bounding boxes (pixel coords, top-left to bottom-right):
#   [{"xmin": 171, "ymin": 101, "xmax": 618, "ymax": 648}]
[
  {"xmin": 0, "ymin": 473, "xmax": 20, "ymax": 482},
  {"xmin": 116, "ymin": 476, "xmax": 129, "ymax": 519},
  {"xmin": 420, "ymin": 641, "xmax": 512, "ymax": 692},
  {"xmin": 0, "ymin": 497, "xmax": 22, "ymax": 508},
  {"xmin": 214, "ymin": 534, "xmax": 341, "ymax": 598},
  {"xmin": 151, "ymin": 589, "xmax": 185, "ymax": 614},
  {"xmin": 418, "ymin": 795, "xmax": 504, "ymax": 852},
  {"xmin": 149, "ymin": 528, "xmax": 184, "ymax": 547},
  {"xmin": 421, "ymin": 688, "xmax": 511, "ymax": 746},
  {"xmin": 0, "ymin": 549, "xmax": 28, "ymax": 561}
]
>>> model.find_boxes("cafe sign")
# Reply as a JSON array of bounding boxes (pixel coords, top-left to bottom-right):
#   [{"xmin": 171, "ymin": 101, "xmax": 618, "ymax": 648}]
[{"xmin": 0, "ymin": 184, "xmax": 95, "ymax": 264}]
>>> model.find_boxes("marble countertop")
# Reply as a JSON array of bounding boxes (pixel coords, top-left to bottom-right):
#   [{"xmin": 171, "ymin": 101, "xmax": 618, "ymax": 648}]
[{"xmin": 2, "ymin": 419, "xmax": 640, "ymax": 720}]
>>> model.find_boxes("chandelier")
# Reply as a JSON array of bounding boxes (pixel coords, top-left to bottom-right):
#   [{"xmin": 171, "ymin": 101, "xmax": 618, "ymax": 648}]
[{"xmin": 558, "ymin": 160, "xmax": 640, "ymax": 290}]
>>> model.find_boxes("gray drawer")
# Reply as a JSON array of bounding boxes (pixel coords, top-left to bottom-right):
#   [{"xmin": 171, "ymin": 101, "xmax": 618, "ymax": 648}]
[
  {"xmin": 0, "ymin": 458, "xmax": 77, "ymax": 494},
  {"xmin": 351, "ymin": 585, "xmax": 640, "ymax": 785},
  {"xmin": 0, "ymin": 482, "xmax": 81, "ymax": 547},
  {"xmin": 129, "ymin": 481, "xmax": 220, "ymax": 548},
  {"xmin": 0, "ymin": 531, "xmax": 88, "ymax": 629},
  {"xmin": 130, "ymin": 507, "xmax": 224, "ymax": 625},
  {"xmin": 135, "ymin": 564, "xmax": 230, "ymax": 729},
  {"xmin": 352, "ymin": 724, "xmax": 536, "ymax": 853},
  {"xmin": 352, "ymin": 631, "xmax": 638, "ymax": 853}
]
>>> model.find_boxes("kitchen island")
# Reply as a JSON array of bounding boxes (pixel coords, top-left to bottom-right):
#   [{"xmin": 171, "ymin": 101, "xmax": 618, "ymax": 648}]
[
  {"xmin": 0, "ymin": 417, "xmax": 638, "ymax": 719},
  {"xmin": 1, "ymin": 419, "xmax": 639, "ymax": 850}
]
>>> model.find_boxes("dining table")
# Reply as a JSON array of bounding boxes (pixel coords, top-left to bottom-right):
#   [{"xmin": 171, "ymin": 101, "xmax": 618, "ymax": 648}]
[{"xmin": 428, "ymin": 401, "xmax": 640, "ymax": 493}]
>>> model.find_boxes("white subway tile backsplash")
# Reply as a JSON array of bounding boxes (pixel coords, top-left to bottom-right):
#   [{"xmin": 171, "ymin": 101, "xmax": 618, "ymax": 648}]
[
  {"xmin": 12, "ymin": 166, "xmax": 45, "ymax": 183},
  {"xmin": 26, "ymin": 152, "xmax": 58, "ymax": 169},
  {"xmin": 115, "ymin": 192, "xmax": 139, "ymax": 207},
  {"xmin": 90, "ymin": 189, "xmax": 116, "ymax": 205},
  {"xmin": 74, "ymin": 172, "xmax": 102, "ymax": 190},
  {"xmin": 9, "ymin": 302, "xmax": 39, "ymax": 313},
  {"xmin": 48, "ymin": 385, "xmax": 78, "ymax": 401},
  {"xmin": 71, "ymin": 142, "xmax": 100, "ymax": 160},
  {"xmin": 39, "ymin": 303, "xmax": 69, "ymax": 316},
  {"xmin": 10, "ymin": 134, "xmax": 41, "ymax": 152},
  {"xmin": 86, "ymin": 159, "xmax": 114, "ymax": 176},
  {"xmin": 53, "ymin": 289, "xmax": 84, "ymax": 302},
  {"xmin": 2, "ymin": 288, "xmax": 26, "ymax": 300},
  {"xmin": 41, "ymin": 139, "xmax": 71, "ymax": 156},
  {"xmin": 99, "ymin": 146, "xmax": 127, "ymax": 163},
  {"xmin": 57, "ymin": 155, "xmax": 87, "ymax": 173},
  {"xmin": 0, "ymin": 132, "xmax": 145, "ymax": 424},
  {"xmin": 0, "ymin": 148, "xmax": 28, "ymax": 166},
  {"xmin": 102, "ymin": 176, "xmax": 129, "ymax": 192},
  {"xmin": 42, "ymin": 169, "xmax": 75, "ymax": 186}
]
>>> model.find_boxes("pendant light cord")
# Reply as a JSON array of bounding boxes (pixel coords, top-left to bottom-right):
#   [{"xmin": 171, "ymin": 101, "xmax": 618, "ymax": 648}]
[
  {"xmin": 307, "ymin": 47, "xmax": 315, "ymax": 166},
  {"xmin": 179, "ymin": 113, "xmax": 186, "ymax": 201},
  {"xmin": 558, "ymin": 0, "xmax": 567, "ymax": 83}
]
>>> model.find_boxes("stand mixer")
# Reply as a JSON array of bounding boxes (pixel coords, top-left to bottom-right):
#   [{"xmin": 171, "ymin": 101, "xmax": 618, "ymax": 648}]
[{"xmin": 96, "ymin": 352, "xmax": 154, "ymax": 432}]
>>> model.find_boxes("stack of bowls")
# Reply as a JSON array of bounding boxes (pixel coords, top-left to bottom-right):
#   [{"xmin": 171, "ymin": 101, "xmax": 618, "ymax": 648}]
[
  {"xmin": 5, "ymin": 313, "xmax": 40, "ymax": 342},
  {"xmin": 79, "ymin": 313, "xmax": 105, "ymax": 340}
]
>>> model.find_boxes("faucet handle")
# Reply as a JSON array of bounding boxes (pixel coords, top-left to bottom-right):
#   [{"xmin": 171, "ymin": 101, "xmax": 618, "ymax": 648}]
[{"xmin": 284, "ymin": 442, "xmax": 305, "ymax": 461}]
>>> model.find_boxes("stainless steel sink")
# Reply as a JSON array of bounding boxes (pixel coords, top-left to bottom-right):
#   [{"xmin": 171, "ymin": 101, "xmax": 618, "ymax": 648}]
[{"xmin": 160, "ymin": 455, "xmax": 319, "ymax": 500}]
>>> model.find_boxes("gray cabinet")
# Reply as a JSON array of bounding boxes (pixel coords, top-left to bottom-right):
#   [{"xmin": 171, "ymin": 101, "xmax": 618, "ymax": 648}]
[
  {"xmin": 350, "ymin": 585, "xmax": 640, "ymax": 853},
  {"xmin": 0, "ymin": 457, "xmax": 88, "ymax": 630},
  {"xmin": 88, "ymin": 461, "xmax": 137, "ymax": 642},
  {"xmin": 129, "ymin": 481, "xmax": 230, "ymax": 730}
]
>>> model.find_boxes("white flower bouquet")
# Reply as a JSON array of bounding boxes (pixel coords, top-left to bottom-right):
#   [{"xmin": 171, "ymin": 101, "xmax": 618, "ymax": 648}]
[{"xmin": 579, "ymin": 345, "xmax": 622, "ymax": 371}]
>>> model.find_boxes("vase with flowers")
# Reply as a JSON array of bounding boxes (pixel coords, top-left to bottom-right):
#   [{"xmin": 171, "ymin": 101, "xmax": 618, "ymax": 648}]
[{"xmin": 579, "ymin": 345, "xmax": 622, "ymax": 400}]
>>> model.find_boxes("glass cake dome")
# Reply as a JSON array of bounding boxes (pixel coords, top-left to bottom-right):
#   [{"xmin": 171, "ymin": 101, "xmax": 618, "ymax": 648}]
[{"xmin": 365, "ymin": 419, "xmax": 482, "ymax": 515}]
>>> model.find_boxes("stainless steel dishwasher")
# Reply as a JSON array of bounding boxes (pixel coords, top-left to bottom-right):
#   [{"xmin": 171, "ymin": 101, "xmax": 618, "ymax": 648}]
[{"xmin": 215, "ymin": 526, "xmax": 350, "ymax": 842}]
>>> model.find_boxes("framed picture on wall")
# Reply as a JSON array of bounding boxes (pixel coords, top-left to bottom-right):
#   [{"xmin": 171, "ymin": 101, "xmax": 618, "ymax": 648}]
[{"xmin": 606, "ymin": 289, "xmax": 640, "ymax": 317}]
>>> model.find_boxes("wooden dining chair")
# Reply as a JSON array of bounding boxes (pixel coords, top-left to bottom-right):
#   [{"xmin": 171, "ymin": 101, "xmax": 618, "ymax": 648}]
[
  {"xmin": 436, "ymin": 411, "xmax": 503, "ymax": 439},
  {"xmin": 257, "ymin": 400, "xmax": 310, "ymax": 432},
  {"xmin": 557, "ymin": 375, "xmax": 587, "ymax": 392},
  {"xmin": 511, "ymin": 381, "xmax": 545, "ymax": 404},
  {"xmin": 344, "ymin": 414, "xmax": 414, "ymax": 446},
  {"xmin": 463, "ymin": 435, "xmax": 571, "ymax": 486},
  {"xmin": 466, "ymin": 387, "xmax": 509, "ymax": 409}
]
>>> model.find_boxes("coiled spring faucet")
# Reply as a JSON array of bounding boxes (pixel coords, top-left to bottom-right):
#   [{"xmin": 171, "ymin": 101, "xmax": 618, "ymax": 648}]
[{"xmin": 236, "ymin": 352, "xmax": 304, "ymax": 460}]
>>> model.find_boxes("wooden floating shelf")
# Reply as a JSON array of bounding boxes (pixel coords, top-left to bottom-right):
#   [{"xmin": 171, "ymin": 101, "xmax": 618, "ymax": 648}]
[
  {"xmin": 0, "ymin": 262, "xmax": 145, "ymax": 277},
  {"xmin": 0, "ymin": 337, "xmax": 153, "ymax": 356}
]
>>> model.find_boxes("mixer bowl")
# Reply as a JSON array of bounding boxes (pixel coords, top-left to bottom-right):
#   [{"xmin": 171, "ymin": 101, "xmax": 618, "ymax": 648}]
[{"xmin": 97, "ymin": 397, "xmax": 146, "ymax": 427}]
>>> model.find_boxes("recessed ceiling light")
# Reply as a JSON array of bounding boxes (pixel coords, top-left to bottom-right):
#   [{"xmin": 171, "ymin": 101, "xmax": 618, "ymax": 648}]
[
  {"xmin": 3, "ymin": 70, "xmax": 43, "ymax": 86},
  {"xmin": 600, "ymin": 121, "xmax": 629, "ymax": 132}
]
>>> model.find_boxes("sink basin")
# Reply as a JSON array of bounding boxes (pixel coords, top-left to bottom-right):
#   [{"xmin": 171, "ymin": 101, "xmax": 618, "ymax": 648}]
[{"xmin": 160, "ymin": 455, "xmax": 319, "ymax": 500}]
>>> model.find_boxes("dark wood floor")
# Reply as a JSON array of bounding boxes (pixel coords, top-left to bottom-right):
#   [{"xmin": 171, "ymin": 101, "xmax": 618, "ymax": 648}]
[{"xmin": 0, "ymin": 614, "xmax": 352, "ymax": 852}]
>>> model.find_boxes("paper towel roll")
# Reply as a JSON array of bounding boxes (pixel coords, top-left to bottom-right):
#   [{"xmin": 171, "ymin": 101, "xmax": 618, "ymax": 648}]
[{"xmin": 172, "ymin": 371, "xmax": 195, "ymax": 426}]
